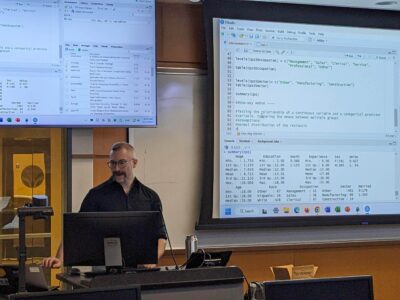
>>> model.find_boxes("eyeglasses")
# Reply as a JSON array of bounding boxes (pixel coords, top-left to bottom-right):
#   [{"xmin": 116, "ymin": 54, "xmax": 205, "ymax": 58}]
[{"xmin": 107, "ymin": 159, "xmax": 132, "ymax": 168}]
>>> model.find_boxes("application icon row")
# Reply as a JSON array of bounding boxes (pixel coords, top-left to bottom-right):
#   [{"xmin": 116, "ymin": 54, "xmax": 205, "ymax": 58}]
[
  {"xmin": 224, "ymin": 205, "xmax": 371, "ymax": 216},
  {"xmin": 260, "ymin": 205, "xmax": 371, "ymax": 215},
  {"xmin": 0, "ymin": 117, "xmax": 39, "ymax": 123}
]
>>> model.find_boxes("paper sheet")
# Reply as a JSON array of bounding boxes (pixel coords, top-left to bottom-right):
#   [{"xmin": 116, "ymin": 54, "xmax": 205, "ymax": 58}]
[
  {"xmin": 3, "ymin": 215, "xmax": 19, "ymax": 230},
  {"xmin": 0, "ymin": 196, "xmax": 11, "ymax": 211}
]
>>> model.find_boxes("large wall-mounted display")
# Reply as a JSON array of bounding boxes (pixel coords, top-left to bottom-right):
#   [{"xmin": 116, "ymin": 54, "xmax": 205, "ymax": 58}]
[
  {"xmin": 198, "ymin": 0, "xmax": 400, "ymax": 228},
  {"xmin": 0, "ymin": 0, "xmax": 156, "ymax": 127}
]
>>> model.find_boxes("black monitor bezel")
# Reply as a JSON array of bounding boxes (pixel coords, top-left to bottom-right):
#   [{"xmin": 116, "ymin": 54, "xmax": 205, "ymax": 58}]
[
  {"xmin": 263, "ymin": 275, "xmax": 373, "ymax": 300},
  {"xmin": 198, "ymin": 0, "xmax": 400, "ymax": 230},
  {"xmin": 63, "ymin": 211, "xmax": 160, "ymax": 268}
]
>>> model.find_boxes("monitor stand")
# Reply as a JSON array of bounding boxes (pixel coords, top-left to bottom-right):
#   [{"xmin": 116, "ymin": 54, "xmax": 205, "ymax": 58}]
[
  {"xmin": 81, "ymin": 237, "xmax": 160, "ymax": 277},
  {"xmin": 104, "ymin": 237, "xmax": 123, "ymax": 269}
]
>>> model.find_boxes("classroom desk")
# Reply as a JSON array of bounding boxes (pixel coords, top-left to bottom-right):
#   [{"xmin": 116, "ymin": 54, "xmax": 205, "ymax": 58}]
[{"xmin": 56, "ymin": 266, "xmax": 244, "ymax": 300}]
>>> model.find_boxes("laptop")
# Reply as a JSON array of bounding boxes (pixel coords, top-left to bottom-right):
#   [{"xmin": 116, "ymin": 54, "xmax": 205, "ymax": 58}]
[
  {"xmin": 25, "ymin": 264, "xmax": 58, "ymax": 292},
  {"xmin": 185, "ymin": 251, "xmax": 232, "ymax": 269}
]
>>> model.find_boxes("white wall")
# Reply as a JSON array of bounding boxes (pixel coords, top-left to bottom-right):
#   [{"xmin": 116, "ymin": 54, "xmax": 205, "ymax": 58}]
[
  {"xmin": 131, "ymin": 72, "xmax": 205, "ymax": 248},
  {"xmin": 71, "ymin": 129, "xmax": 93, "ymax": 213}
]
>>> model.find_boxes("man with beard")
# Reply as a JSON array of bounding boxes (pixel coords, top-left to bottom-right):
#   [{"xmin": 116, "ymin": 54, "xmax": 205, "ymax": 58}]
[{"xmin": 42, "ymin": 142, "xmax": 167, "ymax": 269}]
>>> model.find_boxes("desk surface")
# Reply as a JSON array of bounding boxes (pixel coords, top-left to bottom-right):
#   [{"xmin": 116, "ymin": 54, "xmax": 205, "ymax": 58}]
[{"xmin": 57, "ymin": 266, "xmax": 244, "ymax": 290}]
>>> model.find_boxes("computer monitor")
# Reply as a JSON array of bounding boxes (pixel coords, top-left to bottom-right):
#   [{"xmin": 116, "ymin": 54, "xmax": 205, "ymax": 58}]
[
  {"xmin": 8, "ymin": 284, "xmax": 141, "ymax": 300},
  {"xmin": 263, "ymin": 275, "xmax": 373, "ymax": 300},
  {"xmin": 63, "ymin": 211, "xmax": 161, "ymax": 268},
  {"xmin": 0, "ymin": 0, "xmax": 157, "ymax": 128}
]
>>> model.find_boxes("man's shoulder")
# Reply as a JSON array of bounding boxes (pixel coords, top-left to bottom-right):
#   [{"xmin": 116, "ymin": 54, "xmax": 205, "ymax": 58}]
[
  {"xmin": 134, "ymin": 178, "xmax": 160, "ymax": 198},
  {"xmin": 80, "ymin": 178, "xmax": 117, "ymax": 212},
  {"xmin": 90, "ymin": 177, "xmax": 116, "ymax": 193}
]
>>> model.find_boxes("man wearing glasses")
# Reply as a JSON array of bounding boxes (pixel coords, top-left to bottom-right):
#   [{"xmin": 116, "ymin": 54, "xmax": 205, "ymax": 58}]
[{"xmin": 43, "ymin": 142, "xmax": 167, "ymax": 269}]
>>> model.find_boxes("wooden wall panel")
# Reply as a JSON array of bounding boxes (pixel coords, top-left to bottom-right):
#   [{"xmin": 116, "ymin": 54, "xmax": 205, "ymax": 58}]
[
  {"xmin": 293, "ymin": 245, "xmax": 400, "ymax": 300},
  {"xmin": 229, "ymin": 249, "xmax": 294, "ymax": 281},
  {"xmin": 92, "ymin": 128, "xmax": 127, "ymax": 155},
  {"xmin": 93, "ymin": 158, "xmax": 110, "ymax": 186},
  {"xmin": 156, "ymin": 3, "xmax": 205, "ymax": 68},
  {"xmin": 92, "ymin": 128, "xmax": 127, "ymax": 185}
]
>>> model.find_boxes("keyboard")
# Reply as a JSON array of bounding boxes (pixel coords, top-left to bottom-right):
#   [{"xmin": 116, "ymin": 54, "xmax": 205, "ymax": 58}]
[{"xmin": 84, "ymin": 266, "xmax": 160, "ymax": 277}]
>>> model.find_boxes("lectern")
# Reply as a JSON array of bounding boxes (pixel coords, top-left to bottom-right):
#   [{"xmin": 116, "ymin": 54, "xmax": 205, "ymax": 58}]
[{"xmin": 57, "ymin": 266, "xmax": 244, "ymax": 300}]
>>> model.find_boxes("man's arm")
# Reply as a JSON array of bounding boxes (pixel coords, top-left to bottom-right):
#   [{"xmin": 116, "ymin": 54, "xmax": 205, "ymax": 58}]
[
  {"xmin": 142, "ymin": 238, "xmax": 166, "ymax": 269},
  {"xmin": 43, "ymin": 188, "xmax": 94, "ymax": 269},
  {"xmin": 42, "ymin": 243, "xmax": 63, "ymax": 269},
  {"xmin": 158, "ymin": 238, "xmax": 167, "ymax": 260}
]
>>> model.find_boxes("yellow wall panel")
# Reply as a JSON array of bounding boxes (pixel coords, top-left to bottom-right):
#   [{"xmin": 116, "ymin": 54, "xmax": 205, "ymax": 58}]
[{"xmin": 13, "ymin": 153, "xmax": 46, "ymax": 198}]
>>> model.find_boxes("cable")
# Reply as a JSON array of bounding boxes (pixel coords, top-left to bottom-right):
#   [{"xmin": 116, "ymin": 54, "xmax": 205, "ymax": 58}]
[
  {"xmin": 158, "ymin": 207, "xmax": 179, "ymax": 270},
  {"xmin": 243, "ymin": 273, "xmax": 251, "ymax": 300},
  {"xmin": 165, "ymin": 229, "xmax": 179, "ymax": 269},
  {"xmin": 199, "ymin": 248, "xmax": 207, "ymax": 268},
  {"xmin": 179, "ymin": 248, "xmax": 206, "ymax": 269}
]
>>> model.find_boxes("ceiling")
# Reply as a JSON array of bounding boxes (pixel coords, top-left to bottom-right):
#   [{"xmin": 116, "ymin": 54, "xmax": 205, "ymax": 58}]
[{"xmin": 166, "ymin": 0, "xmax": 400, "ymax": 11}]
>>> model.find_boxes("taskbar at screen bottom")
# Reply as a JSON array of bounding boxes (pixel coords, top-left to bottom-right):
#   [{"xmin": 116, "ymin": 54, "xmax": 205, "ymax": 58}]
[
  {"xmin": 220, "ymin": 202, "xmax": 400, "ymax": 218},
  {"xmin": 0, "ymin": 115, "xmax": 156, "ymax": 127}
]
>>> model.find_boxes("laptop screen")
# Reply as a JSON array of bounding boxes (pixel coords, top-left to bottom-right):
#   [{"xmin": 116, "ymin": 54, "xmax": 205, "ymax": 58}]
[{"xmin": 25, "ymin": 264, "xmax": 50, "ymax": 292}]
